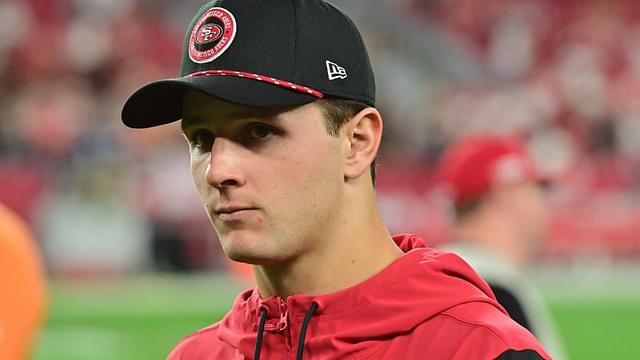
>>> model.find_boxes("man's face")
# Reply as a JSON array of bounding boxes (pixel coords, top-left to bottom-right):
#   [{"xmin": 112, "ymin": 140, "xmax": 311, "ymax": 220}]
[
  {"xmin": 181, "ymin": 91, "xmax": 346, "ymax": 265},
  {"xmin": 509, "ymin": 181, "xmax": 549, "ymax": 258}
]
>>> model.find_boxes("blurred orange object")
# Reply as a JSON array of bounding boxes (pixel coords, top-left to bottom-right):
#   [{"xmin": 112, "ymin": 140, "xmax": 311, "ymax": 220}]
[{"xmin": 0, "ymin": 203, "xmax": 47, "ymax": 360}]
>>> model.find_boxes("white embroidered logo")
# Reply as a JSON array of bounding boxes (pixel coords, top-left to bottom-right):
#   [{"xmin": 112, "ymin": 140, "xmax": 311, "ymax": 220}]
[
  {"xmin": 493, "ymin": 155, "xmax": 526, "ymax": 185},
  {"xmin": 326, "ymin": 60, "xmax": 347, "ymax": 80}
]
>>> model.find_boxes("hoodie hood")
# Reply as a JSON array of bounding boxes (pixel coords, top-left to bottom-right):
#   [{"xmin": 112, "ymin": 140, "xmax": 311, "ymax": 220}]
[{"xmin": 215, "ymin": 234, "xmax": 508, "ymax": 359}]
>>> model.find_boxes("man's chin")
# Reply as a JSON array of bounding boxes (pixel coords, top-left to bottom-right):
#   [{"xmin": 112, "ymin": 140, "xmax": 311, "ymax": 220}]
[
  {"xmin": 222, "ymin": 241, "xmax": 271, "ymax": 265},
  {"xmin": 220, "ymin": 232, "xmax": 291, "ymax": 265},
  {"xmin": 226, "ymin": 252, "xmax": 272, "ymax": 266},
  {"xmin": 224, "ymin": 245, "xmax": 294, "ymax": 266}
]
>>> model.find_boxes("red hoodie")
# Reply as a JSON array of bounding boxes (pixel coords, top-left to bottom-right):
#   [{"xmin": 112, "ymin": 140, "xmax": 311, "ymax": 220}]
[{"xmin": 168, "ymin": 234, "xmax": 551, "ymax": 359}]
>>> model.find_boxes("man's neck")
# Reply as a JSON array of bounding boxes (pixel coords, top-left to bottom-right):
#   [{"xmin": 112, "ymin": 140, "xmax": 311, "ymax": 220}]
[{"xmin": 254, "ymin": 201, "xmax": 402, "ymax": 299}]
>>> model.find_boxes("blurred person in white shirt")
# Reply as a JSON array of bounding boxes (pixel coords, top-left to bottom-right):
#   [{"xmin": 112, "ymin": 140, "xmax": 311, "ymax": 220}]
[{"xmin": 435, "ymin": 134, "xmax": 568, "ymax": 360}]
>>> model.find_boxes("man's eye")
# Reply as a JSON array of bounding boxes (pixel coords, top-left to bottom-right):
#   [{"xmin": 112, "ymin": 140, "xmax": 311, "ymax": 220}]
[
  {"xmin": 247, "ymin": 124, "xmax": 276, "ymax": 140},
  {"xmin": 190, "ymin": 129, "xmax": 215, "ymax": 149}
]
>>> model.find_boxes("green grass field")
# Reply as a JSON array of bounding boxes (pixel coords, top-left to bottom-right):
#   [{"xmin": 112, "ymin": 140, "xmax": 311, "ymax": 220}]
[
  {"xmin": 549, "ymin": 300, "xmax": 639, "ymax": 359},
  {"xmin": 33, "ymin": 272, "xmax": 640, "ymax": 359}
]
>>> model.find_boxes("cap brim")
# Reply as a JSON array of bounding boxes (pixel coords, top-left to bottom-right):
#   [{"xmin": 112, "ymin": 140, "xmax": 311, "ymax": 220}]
[{"xmin": 121, "ymin": 75, "xmax": 318, "ymax": 128}]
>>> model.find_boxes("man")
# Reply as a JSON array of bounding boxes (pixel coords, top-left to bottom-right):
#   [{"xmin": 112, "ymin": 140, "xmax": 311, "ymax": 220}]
[
  {"xmin": 436, "ymin": 135, "xmax": 567, "ymax": 359},
  {"xmin": 0, "ymin": 203, "xmax": 47, "ymax": 360},
  {"xmin": 121, "ymin": 1, "xmax": 550, "ymax": 359}
]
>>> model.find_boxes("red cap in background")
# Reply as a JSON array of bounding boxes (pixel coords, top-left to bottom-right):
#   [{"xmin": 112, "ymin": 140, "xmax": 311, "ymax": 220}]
[{"xmin": 435, "ymin": 135, "xmax": 543, "ymax": 204}]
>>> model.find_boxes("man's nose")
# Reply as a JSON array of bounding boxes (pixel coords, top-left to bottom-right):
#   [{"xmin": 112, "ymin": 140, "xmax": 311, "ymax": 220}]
[{"xmin": 205, "ymin": 138, "xmax": 246, "ymax": 189}]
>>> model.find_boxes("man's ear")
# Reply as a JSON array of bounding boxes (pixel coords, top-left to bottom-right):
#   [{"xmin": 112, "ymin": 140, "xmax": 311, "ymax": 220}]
[{"xmin": 342, "ymin": 107, "xmax": 383, "ymax": 180}]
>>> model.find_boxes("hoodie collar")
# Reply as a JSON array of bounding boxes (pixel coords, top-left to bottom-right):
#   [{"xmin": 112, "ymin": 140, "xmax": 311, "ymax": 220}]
[{"xmin": 218, "ymin": 234, "xmax": 501, "ymax": 358}]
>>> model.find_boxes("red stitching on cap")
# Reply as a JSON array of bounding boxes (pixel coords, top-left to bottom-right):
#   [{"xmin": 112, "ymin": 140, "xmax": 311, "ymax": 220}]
[{"xmin": 187, "ymin": 70, "xmax": 324, "ymax": 98}]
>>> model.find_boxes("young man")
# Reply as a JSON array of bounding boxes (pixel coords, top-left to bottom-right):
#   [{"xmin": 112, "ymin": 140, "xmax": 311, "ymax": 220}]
[
  {"xmin": 436, "ymin": 135, "xmax": 567, "ymax": 359},
  {"xmin": 122, "ymin": 1, "xmax": 551, "ymax": 359}
]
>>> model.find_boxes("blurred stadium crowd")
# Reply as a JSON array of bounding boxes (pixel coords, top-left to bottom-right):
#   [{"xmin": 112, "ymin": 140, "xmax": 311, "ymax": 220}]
[{"xmin": 1, "ymin": 0, "xmax": 640, "ymax": 276}]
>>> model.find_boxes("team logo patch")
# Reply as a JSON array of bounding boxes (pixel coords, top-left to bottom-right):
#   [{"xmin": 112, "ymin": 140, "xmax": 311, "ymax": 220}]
[
  {"xmin": 196, "ymin": 23, "xmax": 223, "ymax": 45},
  {"xmin": 189, "ymin": 7, "xmax": 236, "ymax": 64}
]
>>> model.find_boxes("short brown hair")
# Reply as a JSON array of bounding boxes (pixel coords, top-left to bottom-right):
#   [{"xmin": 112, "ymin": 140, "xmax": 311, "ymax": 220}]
[
  {"xmin": 315, "ymin": 98, "xmax": 377, "ymax": 183},
  {"xmin": 454, "ymin": 196, "xmax": 485, "ymax": 220}
]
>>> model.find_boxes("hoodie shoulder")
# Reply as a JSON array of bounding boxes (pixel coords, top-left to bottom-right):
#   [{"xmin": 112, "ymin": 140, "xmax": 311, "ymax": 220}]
[
  {"xmin": 167, "ymin": 323, "xmax": 228, "ymax": 360},
  {"xmin": 383, "ymin": 241, "xmax": 551, "ymax": 359},
  {"xmin": 438, "ymin": 301, "xmax": 551, "ymax": 359}
]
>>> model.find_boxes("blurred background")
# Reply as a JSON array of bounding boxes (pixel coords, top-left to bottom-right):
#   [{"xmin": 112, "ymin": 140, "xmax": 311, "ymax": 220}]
[{"xmin": 1, "ymin": 0, "xmax": 639, "ymax": 359}]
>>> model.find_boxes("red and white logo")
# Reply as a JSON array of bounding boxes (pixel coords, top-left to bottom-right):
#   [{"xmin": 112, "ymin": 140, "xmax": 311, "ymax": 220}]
[
  {"xmin": 196, "ymin": 23, "xmax": 223, "ymax": 45},
  {"xmin": 189, "ymin": 7, "xmax": 236, "ymax": 64}
]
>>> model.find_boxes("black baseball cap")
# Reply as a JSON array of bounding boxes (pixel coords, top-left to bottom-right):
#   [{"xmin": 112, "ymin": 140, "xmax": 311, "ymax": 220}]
[{"xmin": 121, "ymin": 0, "xmax": 376, "ymax": 128}]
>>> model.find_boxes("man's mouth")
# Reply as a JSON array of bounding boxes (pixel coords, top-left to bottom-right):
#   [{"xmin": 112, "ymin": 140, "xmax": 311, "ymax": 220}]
[{"xmin": 214, "ymin": 206, "xmax": 259, "ymax": 222}]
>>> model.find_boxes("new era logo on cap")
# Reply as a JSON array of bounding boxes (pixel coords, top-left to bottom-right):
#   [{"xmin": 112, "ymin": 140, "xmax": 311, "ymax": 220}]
[{"xmin": 326, "ymin": 60, "xmax": 347, "ymax": 80}]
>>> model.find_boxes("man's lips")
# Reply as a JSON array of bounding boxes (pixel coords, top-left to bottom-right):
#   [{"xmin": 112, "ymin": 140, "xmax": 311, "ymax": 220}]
[{"xmin": 214, "ymin": 206, "xmax": 259, "ymax": 221}]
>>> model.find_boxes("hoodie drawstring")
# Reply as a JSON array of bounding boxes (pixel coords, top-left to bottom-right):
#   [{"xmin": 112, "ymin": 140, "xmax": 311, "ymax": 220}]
[
  {"xmin": 253, "ymin": 302, "xmax": 318, "ymax": 360},
  {"xmin": 296, "ymin": 302, "xmax": 318, "ymax": 360},
  {"xmin": 254, "ymin": 307, "xmax": 268, "ymax": 360}
]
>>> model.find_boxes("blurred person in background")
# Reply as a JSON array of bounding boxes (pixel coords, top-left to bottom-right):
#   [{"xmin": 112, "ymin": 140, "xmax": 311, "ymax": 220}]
[
  {"xmin": 121, "ymin": 0, "xmax": 550, "ymax": 358},
  {"xmin": 435, "ymin": 135, "xmax": 568, "ymax": 359},
  {"xmin": 0, "ymin": 202, "xmax": 47, "ymax": 360}
]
